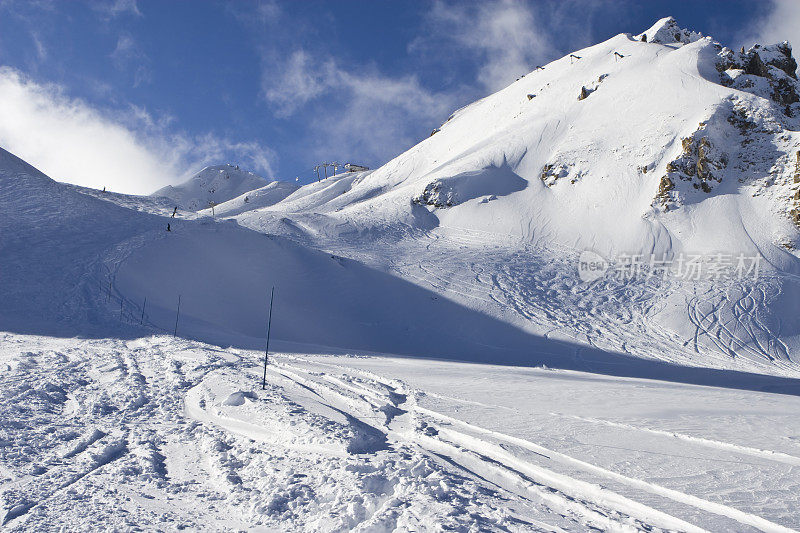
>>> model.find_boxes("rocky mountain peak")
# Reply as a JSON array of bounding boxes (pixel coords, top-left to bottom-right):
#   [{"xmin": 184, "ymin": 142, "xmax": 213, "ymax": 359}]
[{"xmin": 635, "ymin": 16, "xmax": 703, "ymax": 45}]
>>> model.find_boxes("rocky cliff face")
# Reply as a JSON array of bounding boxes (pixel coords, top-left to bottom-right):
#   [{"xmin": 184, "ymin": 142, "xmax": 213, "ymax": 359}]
[
  {"xmin": 716, "ymin": 42, "xmax": 799, "ymax": 115},
  {"xmin": 648, "ymin": 36, "xmax": 800, "ymax": 237},
  {"xmin": 635, "ymin": 16, "xmax": 704, "ymax": 45}
]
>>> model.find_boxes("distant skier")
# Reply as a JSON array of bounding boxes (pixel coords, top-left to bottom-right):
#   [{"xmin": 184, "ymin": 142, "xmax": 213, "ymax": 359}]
[
  {"xmin": 167, "ymin": 223, "xmax": 171, "ymax": 232},
  {"xmin": 102, "ymin": 186, "xmax": 106, "ymax": 192},
  {"xmin": 172, "ymin": 207, "xmax": 177, "ymax": 218}
]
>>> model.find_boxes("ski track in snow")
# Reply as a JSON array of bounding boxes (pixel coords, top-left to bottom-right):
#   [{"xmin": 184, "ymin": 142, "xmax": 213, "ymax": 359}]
[
  {"xmin": 3, "ymin": 334, "xmax": 800, "ymax": 531},
  {"xmin": 315, "ymin": 225, "xmax": 799, "ymax": 376}
]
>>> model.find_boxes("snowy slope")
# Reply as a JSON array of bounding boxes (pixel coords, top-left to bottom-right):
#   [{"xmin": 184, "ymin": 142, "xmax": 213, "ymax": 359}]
[
  {"xmin": 3, "ymin": 333, "xmax": 800, "ymax": 531},
  {"xmin": 0, "ymin": 146, "xmax": 565, "ymax": 363},
  {"xmin": 66, "ymin": 183, "xmax": 184, "ymax": 217},
  {"xmin": 5, "ymin": 17, "xmax": 800, "ymax": 532},
  {"xmin": 227, "ymin": 17, "xmax": 800, "ymax": 373},
  {"xmin": 196, "ymin": 180, "xmax": 299, "ymax": 217},
  {"xmin": 151, "ymin": 164, "xmax": 272, "ymax": 211},
  {"xmin": 0, "ymin": 146, "xmax": 167, "ymax": 334}
]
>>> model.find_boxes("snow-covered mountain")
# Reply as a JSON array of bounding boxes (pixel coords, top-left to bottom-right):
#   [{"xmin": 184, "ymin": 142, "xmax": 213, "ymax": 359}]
[
  {"xmin": 196, "ymin": 180, "xmax": 299, "ymax": 217},
  {"xmin": 6, "ymin": 17, "xmax": 800, "ymax": 532},
  {"xmin": 151, "ymin": 164, "xmax": 273, "ymax": 211},
  {"xmin": 227, "ymin": 16, "xmax": 800, "ymax": 372},
  {"xmin": 4, "ymin": 15, "xmax": 800, "ymax": 374},
  {"xmin": 239, "ymin": 17, "xmax": 800, "ymax": 257},
  {"xmin": 0, "ymin": 146, "xmax": 546, "ymax": 362}
]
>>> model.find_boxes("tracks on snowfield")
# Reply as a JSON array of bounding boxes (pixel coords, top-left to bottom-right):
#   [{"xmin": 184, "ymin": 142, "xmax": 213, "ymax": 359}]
[
  {"xmin": 261, "ymin": 355, "xmax": 798, "ymax": 532},
  {"xmin": 321, "ymin": 226, "xmax": 800, "ymax": 375},
  {"xmin": 3, "ymin": 334, "xmax": 800, "ymax": 530},
  {"xmin": 685, "ymin": 278, "xmax": 796, "ymax": 371}
]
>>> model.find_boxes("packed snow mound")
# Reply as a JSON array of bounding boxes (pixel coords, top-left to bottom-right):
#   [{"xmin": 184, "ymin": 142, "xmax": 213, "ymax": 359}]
[
  {"xmin": 635, "ymin": 16, "xmax": 703, "ymax": 45},
  {"xmin": 152, "ymin": 164, "xmax": 271, "ymax": 211},
  {"xmin": 197, "ymin": 180, "xmax": 299, "ymax": 217},
  {"xmin": 412, "ymin": 164, "xmax": 527, "ymax": 208}
]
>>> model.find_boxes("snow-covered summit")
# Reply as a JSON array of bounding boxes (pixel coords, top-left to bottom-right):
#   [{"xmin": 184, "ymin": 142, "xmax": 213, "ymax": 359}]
[
  {"xmin": 151, "ymin": 164, "xmax": 271, "ymax": 211},
  {"xmin": 635, "ymin": 16, "xmax": 703, "ymax": 45}
]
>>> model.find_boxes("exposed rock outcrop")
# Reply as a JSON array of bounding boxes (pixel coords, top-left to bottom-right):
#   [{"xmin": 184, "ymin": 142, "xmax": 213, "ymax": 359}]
[
  {"xmin": 635, "ymin": 16, "xmax": 703, "ymax": 45},
  {"xmin": 716, "ymin": 42, "xmax": 800, "ymax": 115},
  {"xmin": 654, "ymin": 123, "xmax": 729, "ymax": 211},
  {"xmin": 654, "ymin": 175, "xmax": 675, "ymax": 210},
  {"xmin": 667, "ymin": 134, "xmax": 728, "ymax": 193},
  {"xmin": 414, "ymin": 180, "xmax": 455, "ymax": 207}
]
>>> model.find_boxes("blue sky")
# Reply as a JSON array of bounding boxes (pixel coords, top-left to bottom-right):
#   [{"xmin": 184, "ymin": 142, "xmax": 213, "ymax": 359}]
[{"xmin": 0, "ymin": 0, "xmax": 797, "ymax": 193}]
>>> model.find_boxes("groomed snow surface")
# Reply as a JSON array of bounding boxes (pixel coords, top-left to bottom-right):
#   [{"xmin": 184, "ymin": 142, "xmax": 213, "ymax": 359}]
[{"xmin": 3, "ymin": 15, "xmax": 800, "ymax": 532}]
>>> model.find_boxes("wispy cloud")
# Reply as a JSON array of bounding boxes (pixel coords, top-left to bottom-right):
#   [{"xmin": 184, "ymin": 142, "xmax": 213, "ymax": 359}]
[
  {"xmin": 110, "ymin": 33, "xmax": 152, "ymax": 87},
  {"xmin": 416, "ymin": 0, "xmax": 558, "ymax": 93},
  {"xmin": 0, "ymin": 67, "xmax": 276, "ymax": 194},
  {"xmin": 263, "ymin": 50, "xmax": 336, "ymax": 117},
  {"xmin": 92, "ymin": 0, "xmax": 141, "ymax": 20},
  {"xmin": 262, "ymin": 49, "xmax": 459, "ymax": 164},
  {"xmin": 741, "ymin": 0, "xmax": 800, "ymax": 67},
  {"xmin": 312, "ymin": 68, "xmax": 458, "ymax": 163}
]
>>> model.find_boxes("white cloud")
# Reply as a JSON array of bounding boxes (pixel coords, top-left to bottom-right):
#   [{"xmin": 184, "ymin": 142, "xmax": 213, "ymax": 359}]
[
  {"xmin": 93, "ymin": 0, "xmax": 141, "ymax": 19},
  {"xmin": 263, "ymin": 50, "xmax": 335, "ymax": 117},
  {"xmin": 262, "ymin": 50, "xmax": 458, "ymax": 164},
  {"xmin": 110, "ymin": 33, "xmax": 152, "ymax": 87},
  {"xmin": 321, "ymin": 70, "xmax": 456, "ymax": 161},
  {"xmin": 743, "ymin": 0, "xmax": 800, "ymax": 62},
  {"xmin": 0, "ymin": 67, "xmax": 276, "ymax": 194},
  {"xmin": 418, "ymin": 0, "xmax": 558, "ymax": 93},
  {"xmin": 30, "ymin": 30, "xmax": 47, "ymax": 61}
]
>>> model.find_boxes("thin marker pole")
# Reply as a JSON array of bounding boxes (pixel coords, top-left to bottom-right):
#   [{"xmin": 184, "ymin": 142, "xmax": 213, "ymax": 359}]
[
  {"xmin": 262, "ymin": 287, "xmax": 275, "ymax": 390},
  {"xmin": 140, "ymin": 297, "xmax": 147, "ymax": 325},
  {"xmin": 119, "ymin": 299, "xmax": 124, "ymax": 321},
  {"xmin": 173, "ymin": 295, "xmax": 181, "ymax": 337}
]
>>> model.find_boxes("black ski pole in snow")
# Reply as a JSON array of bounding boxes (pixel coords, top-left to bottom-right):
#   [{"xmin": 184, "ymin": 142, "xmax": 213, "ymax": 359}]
[
  {"xmin": 173, "ymin": 295, "xmax": 181, "ymax": 337},
  {"xmin": 140, "ymin": 297, "xmax": 147, "ymax": 325},
  {"xmin": 262, "ymin": 286, "xmax": 275, "ymax": 390}
]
